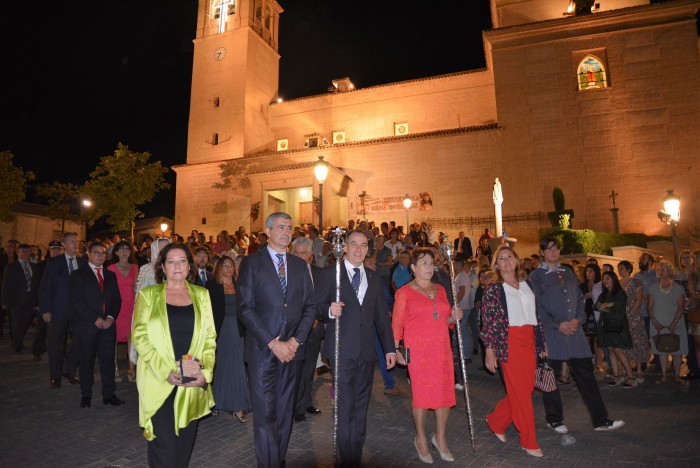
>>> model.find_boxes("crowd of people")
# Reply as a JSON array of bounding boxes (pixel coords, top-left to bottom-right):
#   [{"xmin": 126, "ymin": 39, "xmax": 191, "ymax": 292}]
[{"xmin": 1, "ymin": 217, "xmax": 699, "ymax": 466}]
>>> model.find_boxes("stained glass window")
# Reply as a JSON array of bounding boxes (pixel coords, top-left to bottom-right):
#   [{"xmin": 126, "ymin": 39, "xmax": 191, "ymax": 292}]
[{"xmin": 577, "ymin": 55, "xmax": 608, "ymax": 90}]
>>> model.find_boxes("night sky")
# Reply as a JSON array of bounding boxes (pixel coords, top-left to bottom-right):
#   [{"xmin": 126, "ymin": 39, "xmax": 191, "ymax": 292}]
[{"xmin": 0, "ymin": 0, "xmax": 491, "ymax": 219}]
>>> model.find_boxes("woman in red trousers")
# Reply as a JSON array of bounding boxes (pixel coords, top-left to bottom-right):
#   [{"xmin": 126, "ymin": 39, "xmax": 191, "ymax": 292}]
[{"xmin": 481, "ymin": 245, "xmax": 546, "ymax": 458}]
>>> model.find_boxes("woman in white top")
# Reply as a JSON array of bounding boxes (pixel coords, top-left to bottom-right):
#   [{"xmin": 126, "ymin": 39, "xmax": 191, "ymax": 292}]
[{"xmin": 480, "ymin": 245, "xmax": 546, "ymax": 458}]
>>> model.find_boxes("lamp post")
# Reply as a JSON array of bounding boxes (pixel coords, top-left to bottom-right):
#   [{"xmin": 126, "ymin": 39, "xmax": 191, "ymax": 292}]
[
  {"xmin": 657, "ymin": 189, "xmax": 680, "ymax": 266},
  {"xmin": 160, "ymin": 223, "xmax": 168, "ymax": 238},
  {"xmin": 403, "ymin": 194, "xmax": 412, "ymax": 232},
  {"xmin": 314, "ymin": 156, "xmax": 329, "ymax": 232}
]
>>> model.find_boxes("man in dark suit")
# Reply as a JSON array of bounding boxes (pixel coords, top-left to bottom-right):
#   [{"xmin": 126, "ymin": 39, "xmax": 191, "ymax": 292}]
[
  {"xmin": 40, "ymin": 232, "xmax": 87, "ymax": 388},
  {"xmin": 193, "ymin": 246, "xmax": 212, "ymax": 287},
  {"xmin": 1, "ymin": 244, "xmax": 41, "ymax": 353},
  {"xmin": 316, "ymin": 230, "xmax": 396, "ymax": 466},
  {"xmin": 291, "ymin": 236, "xmax": 324, "ymax": 422},
  {"xmin": 237, "ymin": 212, "xmax": 316, "ymax": 468},
  {"xmin": 69, "ymin": 241, "xmax": 123, "ymax": 408},
  {"xmin": 454, "ymin": 231, "xmax": 473, "ymax": 260}
]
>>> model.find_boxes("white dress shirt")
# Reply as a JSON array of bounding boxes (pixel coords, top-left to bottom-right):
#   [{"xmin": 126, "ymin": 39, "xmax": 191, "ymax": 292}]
[{"xmin": 329, "ymin": 259, "xmax": 368, "ymax": 319}]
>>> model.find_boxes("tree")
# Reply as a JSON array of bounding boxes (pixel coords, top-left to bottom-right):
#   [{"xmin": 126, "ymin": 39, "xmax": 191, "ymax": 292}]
[
  {"xmin": 83, "ymin": 143, "xmax": 170, "ymax": 240},
  {"xmin": 35, "ymin": 182, "xmax": 84, "ymax": 235},
  {"xmin": 0, "ymin": 151, "xmax": 35, "ymax": 222}
]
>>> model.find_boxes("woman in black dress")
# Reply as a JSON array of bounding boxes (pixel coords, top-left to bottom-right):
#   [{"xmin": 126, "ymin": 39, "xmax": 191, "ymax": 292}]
[
  {"xmin": 207, "ymin": 255, "xmax": 251, "ymax": 422},
  {"xmin": 595, "ymin": 271, "xmax": 635, "ymax": 388}
]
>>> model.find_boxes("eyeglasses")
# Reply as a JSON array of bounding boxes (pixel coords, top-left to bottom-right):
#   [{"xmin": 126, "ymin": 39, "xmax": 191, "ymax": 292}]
[
  {"xmin": 91, "ymin": 251, "xmax": 107, "ymax": 256},
  {"xmin": 544, "ymin": 245, "xmax": 560, "ymax": 252}
]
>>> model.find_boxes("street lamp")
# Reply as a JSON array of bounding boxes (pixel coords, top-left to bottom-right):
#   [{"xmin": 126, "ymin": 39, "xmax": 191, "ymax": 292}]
[
  {"xmin": 657, "ymin": 189, "xmax": 680, "ymax": 266},
  {"xmin": 82, "ymin": 199, "xmax": 92, "ymax": 208},
  {"xmin": 403, "ymin": 194, "xmax": 412, "ymax": 232},
  {"xmin": 314, "ymin": 155, "xmax": 329, "ymax": 231},
  {"xmin": 160, "ymin": 223, "xmax": 168, "ymax": 237}
]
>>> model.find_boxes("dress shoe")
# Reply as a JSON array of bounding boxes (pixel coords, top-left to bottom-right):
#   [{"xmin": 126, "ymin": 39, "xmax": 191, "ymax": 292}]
[
  {"xmin": 103, "ymin": 395, "xmax": 125, "ymax": 406},
  {"xmin": 316, "ymin": 365, "xmax": 331, "ymax": 376},
  {"xmin": 294, "ymin": 414, "xmax": 306, "ymax": 422},
  {"xmin": 80, "ymin": 397, "xmax": 91, "ymax": 408},
  {"xmin": 62, "ymin": 372, "xmax": 79, "ymax": 385},
  {"xmin": 431, "ymin": 434, "xmax": 454, "ymax": 462},
  {"xmin": 522, "ymin": 447, "xmax": 544, "ymax": 458},
  {"xmin": 306, "ymin": 406, "xmax": 321, "ymax": 415},
  {"xmin": 383, "ymin": 387, "xmax": 405, "ymax": 397},
  {"xmin": 50, "ymin": 378, "xmax": 61, "ymax": 389},
  {"xmin": 414, "ymin": 437, "xmax": 433, "ymax": 464},
  {"xmin": 485, "ymin": 417, "xmax": 506, "ymax": 443}
]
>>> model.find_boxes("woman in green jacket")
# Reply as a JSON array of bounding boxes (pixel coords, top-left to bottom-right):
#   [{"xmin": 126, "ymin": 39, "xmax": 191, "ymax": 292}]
[{"xmin": 133, "ymin": 243, "xmax": 216, "ymax": 467}]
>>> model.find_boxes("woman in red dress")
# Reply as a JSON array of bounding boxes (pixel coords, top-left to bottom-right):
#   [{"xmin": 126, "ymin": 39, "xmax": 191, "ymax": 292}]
[
  {"xmin": 107, "ymin": 241, "xmax": 139, "ymax": 382},
  {"xmin": 393, "ymin": 248, "xmax": 462, "ymax": 464}
]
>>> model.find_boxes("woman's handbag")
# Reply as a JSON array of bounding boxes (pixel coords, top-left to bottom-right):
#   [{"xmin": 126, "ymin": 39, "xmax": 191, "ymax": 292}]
[
  {"xmin": 535, "ymin": 356, "xmax": 557, "ymax": 393},
  {"xmin": 602, "ymin": 313, "xmax": 626, "ymax": 334},
  {"xmin": 654, "ymin": 328, "xmax": 680, "ymax": 353},
  {"xmin": 688, "ymin": 303, "xmax": 700, "ymax": 325},
  {"xmin": 397, "ymin": 341, "xmax": 410, "ymax": 364}
]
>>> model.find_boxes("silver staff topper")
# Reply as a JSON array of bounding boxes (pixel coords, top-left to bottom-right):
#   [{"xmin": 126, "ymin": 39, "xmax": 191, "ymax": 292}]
[
  {"xmin": 444, "ymin": 235, "xmax": 476, "ymax": 451},
  {"xmin": 330, "ymin": 226, "xmax": 345, "ymax": 463}
]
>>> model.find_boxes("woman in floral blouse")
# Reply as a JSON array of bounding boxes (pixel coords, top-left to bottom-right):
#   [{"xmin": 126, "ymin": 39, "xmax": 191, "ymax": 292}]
[{"xmin": 481, "ymin": 245, "xmax": 546, "ymax": 458}]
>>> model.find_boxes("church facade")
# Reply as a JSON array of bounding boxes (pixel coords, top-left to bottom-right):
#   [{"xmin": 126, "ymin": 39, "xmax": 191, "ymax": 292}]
[{"xmin": 173, "ymin": 0, "xmax": 700, "ymax": 244}]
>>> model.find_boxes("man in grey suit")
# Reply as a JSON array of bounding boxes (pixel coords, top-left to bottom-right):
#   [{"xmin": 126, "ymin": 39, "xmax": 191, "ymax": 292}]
[
  {"xmin": 291, "ymin": 236, "xmax": 324, "ymax": 422},
  {"xmin": 237, "ymin": 212, "xmax": 316, "ymax": 468},
  {"xmin": 316, "ymin": 230, "xmax": 396, "ymax": 466}
]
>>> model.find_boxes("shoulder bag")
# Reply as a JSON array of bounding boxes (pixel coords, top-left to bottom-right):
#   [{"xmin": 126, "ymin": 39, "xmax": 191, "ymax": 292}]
[{"xmin": 602, "ymin": 312, "xmax": 626, "ymax": 333}]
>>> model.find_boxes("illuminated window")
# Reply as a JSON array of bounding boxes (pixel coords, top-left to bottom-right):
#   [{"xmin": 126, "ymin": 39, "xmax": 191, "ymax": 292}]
[
  {"xmin": 577, "ymin": 55, "xmax": 608, "ymax": 90},
  {"xmin": 213, "ymin": 0, "xmax": 235, "ymax": 33}
]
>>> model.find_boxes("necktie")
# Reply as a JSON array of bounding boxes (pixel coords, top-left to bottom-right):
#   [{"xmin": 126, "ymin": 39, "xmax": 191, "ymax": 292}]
[
  {"xmin": 96, "ymin": 267, "xmax": 104, "ymax": 291},
  {"xmin": 276, "ymin": 254, "xmax": 287, "ymax": 296},
  {"xmin": 200, "ymin": 270, "xmax": 207, "ymax": 285},
  {"xmin": 352, "ymin": 267, "xmax": 361, "ymax": 296},
  {"xmin": 23, "ymin": 261, "xmax": 32, "ymax": 291},
  {"xmin": 68, "ymin": 257, "xmax": 75, "ymax": 274}
]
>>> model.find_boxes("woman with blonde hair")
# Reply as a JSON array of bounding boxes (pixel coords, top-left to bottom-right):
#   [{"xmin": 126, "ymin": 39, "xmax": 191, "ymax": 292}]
[
  {"xmin": 648, "ymin": 261, "xmax": 687, "ymax": 386},
  {"xmin": 481, "ymin": 244, "xmax": 545, "ymax": 457}
]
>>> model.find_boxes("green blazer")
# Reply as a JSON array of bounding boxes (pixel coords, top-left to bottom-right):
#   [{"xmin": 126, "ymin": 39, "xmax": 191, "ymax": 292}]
[{"xmin": 133, "ymin": 281, "xmax": 216, "ymax": 441}]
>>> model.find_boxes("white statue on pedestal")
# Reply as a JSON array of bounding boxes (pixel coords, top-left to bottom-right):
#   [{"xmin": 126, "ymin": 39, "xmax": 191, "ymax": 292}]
[{"xmin": 493, "ymin": 178, "xmax": 503, "ymax": 237}]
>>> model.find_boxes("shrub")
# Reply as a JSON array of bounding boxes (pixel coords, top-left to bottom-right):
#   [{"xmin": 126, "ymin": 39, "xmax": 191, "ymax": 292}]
[{"xmin": 539, "ymin": 229, "xmax": 669, "ymax": 255}]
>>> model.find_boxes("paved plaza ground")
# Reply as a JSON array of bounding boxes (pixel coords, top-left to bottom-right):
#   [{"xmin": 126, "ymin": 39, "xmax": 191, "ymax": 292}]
[{"xmin": 1, "ymin": 327, "xmax": 699, "ymax": 467}]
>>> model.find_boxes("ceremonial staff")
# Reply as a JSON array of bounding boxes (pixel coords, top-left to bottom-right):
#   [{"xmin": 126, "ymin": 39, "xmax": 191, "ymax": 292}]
[
  {"xmin": 443, "ymin": 235, "xmax": 476, "ymax": 451},
  {"xmin": 330, "ymin": 227, "xmax": 346, "ymax": 463}
]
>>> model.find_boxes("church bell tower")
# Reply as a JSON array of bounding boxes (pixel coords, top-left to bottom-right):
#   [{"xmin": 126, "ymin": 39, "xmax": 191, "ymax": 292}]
[{"xmin": 186, "ymin": 0, "xmax": 282, "ymax": 164}]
